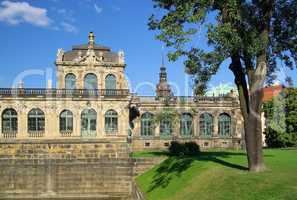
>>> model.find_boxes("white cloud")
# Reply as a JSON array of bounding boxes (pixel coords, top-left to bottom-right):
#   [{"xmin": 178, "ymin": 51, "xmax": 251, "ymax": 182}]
[
  {"xmin": 61, "ymin": 22, "xmax": 78, "ymax": 33},
  {"xmin": 0, "ymin": 1, "xmax": 51, "ymax": 27},
  {"xmin": 94, "ymin": 4, "xmax": 102, "ymax": 14}
]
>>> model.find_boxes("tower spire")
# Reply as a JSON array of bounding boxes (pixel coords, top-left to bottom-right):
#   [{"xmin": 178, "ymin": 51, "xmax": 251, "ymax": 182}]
[
  {"xmin": 156, "ymin": 54, "xmax": 172, "ymax": 98},
  {"xmin": 88, "ymin": 31, "xmax": 95, "ymax": 49}
]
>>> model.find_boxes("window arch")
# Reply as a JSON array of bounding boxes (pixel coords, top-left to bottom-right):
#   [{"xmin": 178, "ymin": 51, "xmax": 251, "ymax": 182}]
[
  {"xmin": 105, "ymin": 74, "xmax": 116, "ymax": 90},
  {"xmin": 65, "ymin": 73, "xmax": 76, "ymax": 89},
  {"xmin": 180, "ymin": 113, "xmax": 193, "ymax": 136},
  {"xmin": 219, "ymin": 113, "xmax": 231, "ymax": 137},
  {"xmin": 2, "ymin": 108, "xmax": 18, "ymax": 134},
  {"xmin": 105, "ymin": 109, "xmax": 118, "ymax": 133},
  {"xmin": 199, "ymin": 113, "xmax": 213, "ymax": 137},
  {"xmin": 59, "ymin": 110, "xmax": 73, "ymax": 133},
  {"xmin": 160, "ymin": 118, "xmax": 172, "ymax": 137},
  {"xmin": 84, "ymin": 73, "xmax": 98, "ymax": 89},
  {"xmin": 81, "ymin": 108, "xmax": 97, "ymax": 137},
  {"xmin": 141, "ymin": 112, "xmax": 154, "ymax": 136},
  {"xmin": 28, "ymin": 108, "xmax": 45, "ymax": 132}
]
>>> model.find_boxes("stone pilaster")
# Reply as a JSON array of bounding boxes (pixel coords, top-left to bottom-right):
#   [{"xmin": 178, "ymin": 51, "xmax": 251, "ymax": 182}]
[{"xmin": 213, "ymin": 114, "xmax": 219, "ymax": 137}]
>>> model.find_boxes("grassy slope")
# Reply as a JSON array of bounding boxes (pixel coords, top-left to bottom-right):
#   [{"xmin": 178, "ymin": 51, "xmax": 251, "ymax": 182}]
[{"xmin": 136, "ymin": 149, "xmax": 297, "ymax": 200}]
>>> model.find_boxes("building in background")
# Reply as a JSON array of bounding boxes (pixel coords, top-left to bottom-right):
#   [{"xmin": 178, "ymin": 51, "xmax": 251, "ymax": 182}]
[{"xmin": 0, "ymin": 32, "xmax": 244, "ymax": 150}]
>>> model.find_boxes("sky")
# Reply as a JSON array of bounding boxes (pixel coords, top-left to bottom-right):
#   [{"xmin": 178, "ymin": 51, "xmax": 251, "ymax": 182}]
[{"xmin": 0, "ymin": 0, "xmax": 296, "ymax": 96}]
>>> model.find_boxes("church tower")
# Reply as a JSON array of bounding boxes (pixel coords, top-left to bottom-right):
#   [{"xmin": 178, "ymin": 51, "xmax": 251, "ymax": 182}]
[{"xmin": 156, "ymin": 56, "xmax": 172, "ymax": 98}]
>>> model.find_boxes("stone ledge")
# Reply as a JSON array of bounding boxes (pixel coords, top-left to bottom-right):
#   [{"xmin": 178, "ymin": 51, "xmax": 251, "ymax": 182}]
[{"xmin": 0, "ymin": 138, "xmax": 127, "ymax": 144}]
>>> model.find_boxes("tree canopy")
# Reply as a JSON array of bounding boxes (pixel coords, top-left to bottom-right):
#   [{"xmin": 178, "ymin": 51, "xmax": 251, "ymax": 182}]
[
  {"xmin": 148, "ymin": 0, "xmax": 297, "ymax": 171},
  {"xmin": 149, "ymin": 0, "xmax": 297, "ymax": 93}
]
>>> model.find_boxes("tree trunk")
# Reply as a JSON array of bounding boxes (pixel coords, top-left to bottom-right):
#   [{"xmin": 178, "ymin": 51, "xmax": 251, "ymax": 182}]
[
  {"xmin": 230, "ymin": 55, "xmax": 266, "ymax": 172},
  {"xmin": 244, "ymin": 112, "xmax": 265, "ymax": 171}
]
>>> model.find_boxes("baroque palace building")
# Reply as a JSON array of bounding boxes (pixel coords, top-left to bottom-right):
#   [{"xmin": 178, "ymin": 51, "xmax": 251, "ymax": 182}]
[{"xmin": 0, "ymin": 32, "xmax": 244, "ymax": 150}]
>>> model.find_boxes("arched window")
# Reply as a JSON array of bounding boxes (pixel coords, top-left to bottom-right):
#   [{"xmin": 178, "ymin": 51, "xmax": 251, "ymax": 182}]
[
  {"xmin": 219, "ymin": 113, "xmax": 231, "ymax": 137},
  {"xmin": 28, "ymin": 108, "xmax": 45, "ymax": 132},
  {"xmin": 180, "ymin": 113, "xmax": 193, "ymax": 136},
  {"xmin": 2, "ymin": 108, "xmax": 17, "ymax": 134},
  {"xmin": 199, "ymin": 113, "xmax": 213, "ymax": 137},
  {"xmin": 160, "ymin": 118, "xmax": 172, "ymax": 137},
  {"xmin": 105, "ymin": 74, "xmax": 116, "ymax": 90},
  {"xmin": 105, "ymin": 109, "xmax": 118, "ymax": 133},
  {"xmin": 60, "ymin": 110, "xmax": 73, "ymax": 133},
  {"xmin": 141, "ymin": 112, "xmax": 154, "ymax": 136},
  {"xmin": 84, "ymin": 73, "xmax": 98, "ymax": 90},
  {"xmin": 65, "ymin": 73, "xmax": 76, "ymax": 89},
  {"xmin": 81, "ymin": 108, "xmax": 97, "ymax": 137}
]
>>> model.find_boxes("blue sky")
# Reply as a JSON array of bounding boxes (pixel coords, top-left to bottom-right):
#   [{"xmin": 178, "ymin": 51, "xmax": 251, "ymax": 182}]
[{"xmin": 0, "ymin": 0, "xmax": 296, "ymax": 95}]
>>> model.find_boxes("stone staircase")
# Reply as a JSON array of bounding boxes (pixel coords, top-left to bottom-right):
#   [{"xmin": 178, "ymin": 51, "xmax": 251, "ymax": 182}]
[{"xmin": 0, "ymin": 139, "xmax": 138, "ymax": 200}]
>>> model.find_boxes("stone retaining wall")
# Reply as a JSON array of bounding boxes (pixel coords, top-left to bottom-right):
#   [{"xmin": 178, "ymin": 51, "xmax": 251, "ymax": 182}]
[{"xmin": 0, "ymin": 140, "xmax": 134, "ymax": 200}]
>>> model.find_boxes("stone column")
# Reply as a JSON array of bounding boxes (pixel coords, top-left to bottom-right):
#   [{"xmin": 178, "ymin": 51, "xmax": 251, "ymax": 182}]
[
  {"xmin": 173, "ymin": 120, "xmax": 180, "ymax": 139},
  {"xmin": 133, "ymin": 117, "xmax": 141, "ymax": 137},
  {"xmin": 213, "ymin": 114, "xmax": 219, "ymax": 137},
  {"xmin": 78, "ymin": 70, "xmax": 84, "ymax": 89},
  {"xmin": 97, "ymin": 104, "xmax": 103, "ymax": 139},
  {"xmin": 155, "ymin": 124, "xmax": 160, "ymax": 137},
  {"xmin": 193, "ymin": 114, "xmax": 199, "ymax": 137},
  {"xmin": 75, "ymin": 108, "xmax": 81, "ymax": 138},
  {"xmin": 18, "ymin": 110, "xmax": 27, "ymax": 139}
]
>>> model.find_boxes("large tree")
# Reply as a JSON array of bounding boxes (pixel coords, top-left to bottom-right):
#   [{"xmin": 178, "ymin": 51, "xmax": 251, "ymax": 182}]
[{"xmin": 148, "ymin": 0, "xmax": 297, "ymax": 171}]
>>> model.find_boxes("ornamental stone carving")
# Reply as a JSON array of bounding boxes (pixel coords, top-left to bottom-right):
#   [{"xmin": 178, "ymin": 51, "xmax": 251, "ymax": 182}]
[{"xmin": 56, "ymin": 48, "xmax": 64, "ymax": 62}]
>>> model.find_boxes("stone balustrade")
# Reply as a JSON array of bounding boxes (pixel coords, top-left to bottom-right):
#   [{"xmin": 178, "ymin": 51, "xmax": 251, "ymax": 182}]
[{"xmin": 0, "ymin": 88, "xmax": 130, "ymax": 98}]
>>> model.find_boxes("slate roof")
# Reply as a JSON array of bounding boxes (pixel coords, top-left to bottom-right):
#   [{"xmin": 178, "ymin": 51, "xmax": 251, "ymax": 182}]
[{"xmin": 62, "ymin": 43, "xmax": 119, "ymax": 63}]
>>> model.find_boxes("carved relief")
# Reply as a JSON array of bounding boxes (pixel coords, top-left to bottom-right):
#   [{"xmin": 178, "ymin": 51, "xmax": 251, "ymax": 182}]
[{"xmin": 56, "ymin": 49, "xmax": 64, "ymax": 62}]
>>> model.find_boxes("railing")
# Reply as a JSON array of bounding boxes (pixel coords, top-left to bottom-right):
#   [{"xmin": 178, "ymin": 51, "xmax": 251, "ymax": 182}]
[
  {"xmin": 28, "ymin": 131, "xmax": 44, "ymax": 138},
  {"xmin": 60, "ymin": 131, "xmax": 73, "ymax": 137},
  {"xmin": 136, "ymin": 95, "xmax": 236, "ymax": 103},
  {"xmin": 2, "ymin": 131, "xmax": 17, "ymax": 138},
  {"xmin": 0, "ymin": 88, "xmax": 130, "ymax": 98}
]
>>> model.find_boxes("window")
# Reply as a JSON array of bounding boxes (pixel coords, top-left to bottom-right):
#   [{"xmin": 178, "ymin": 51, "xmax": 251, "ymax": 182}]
[
  {"xmin": 141, "ymin": 112, "xmax": 154, "ymax": 136},
  {"xmin": 199, "ymin": 113, "xmax": 213, "ymax": 137},
  {"xmin": 65, "ymin": 73, "xmax": 76, "ymax": 89},
  {"xmin": 84, "ymin": 73, "xmax": 98, "ymax": 89},
  {"xmin": 105, "ymin": 109, "xmax": 118, "ymax": 133},
  {"xmin": 105, "ymin": 74, "xmax": 116, "ymax": 89},
  {"xmin": 160, "ymin": 118, "xmax": 172, "ymax": 137},
  {"xmin": 81, "ymin": 108, "xmax": 97, "ymax": 137},
  {"xmin": 180, "ymin": 113, "xmax": 193, "ymax": 136},
  {"xmin": 28, "ymin": 108, "xmax": 45, "ymax": 132},
  {"xmin": 219, "ymin": 113, "xmax": 231, "ymax": 137},
  {"xmin": 60, "ymin": 110, "xmax": 73, "ymax": 133},
  {"xmin": 2, "ymin": 108, "xmax": 17, "ymax": 133}
]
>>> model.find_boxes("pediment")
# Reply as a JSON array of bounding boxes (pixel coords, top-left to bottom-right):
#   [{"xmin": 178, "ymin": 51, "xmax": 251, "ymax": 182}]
[{"xmin": 77, "ymin": 49, "xmax": 103, "ymax": 65}]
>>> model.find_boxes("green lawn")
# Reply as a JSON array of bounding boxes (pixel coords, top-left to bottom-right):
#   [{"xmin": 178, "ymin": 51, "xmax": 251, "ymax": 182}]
[{"xmin": 136, "ymin": 149, "xmax": 297, "ymax": 200}]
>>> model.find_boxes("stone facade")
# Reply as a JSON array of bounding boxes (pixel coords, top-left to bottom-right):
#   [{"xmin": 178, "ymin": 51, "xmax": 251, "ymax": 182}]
[
  {"xmin": 0, "ymin": 32, "xmax": 244, "ymax": 149},
  {"xmin": 0, "ymin": 32, "xmax": 244, "ymax": 199}
]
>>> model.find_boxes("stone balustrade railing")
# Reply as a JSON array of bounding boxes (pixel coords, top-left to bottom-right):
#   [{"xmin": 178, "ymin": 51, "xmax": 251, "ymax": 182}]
[
  {"xmin": 136, "ymin": 95, "xmax": 236, "ymax": 103},
  {"xmin": 2, "ymin": 131, "xmax": 17, "ymax": 138},
  {"xmin": 60, "ymin": 131, "xmax": 73, "ymax": 137},
  {"xmin": 28, "ymin": 131, "xmax": 45, "ymax": 138},
  {"xmin": 0, "ymin": 88, "xmax": 130, "ymax": 98}
]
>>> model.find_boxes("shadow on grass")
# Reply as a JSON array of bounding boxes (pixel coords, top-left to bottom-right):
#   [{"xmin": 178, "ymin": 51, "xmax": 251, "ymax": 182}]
[{"xmin": 147, "ymin": 151, "xmax": 249, "ymax": 192}]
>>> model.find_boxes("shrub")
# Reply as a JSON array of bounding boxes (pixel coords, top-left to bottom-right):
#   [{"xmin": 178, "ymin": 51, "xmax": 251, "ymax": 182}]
[
  {"xmin": 184, "ymin": 142, "xmax": 200, "ymax": 155},
  {"xmin": 169, "ymin": 141, "xmax": 200, "ymax": 156}
]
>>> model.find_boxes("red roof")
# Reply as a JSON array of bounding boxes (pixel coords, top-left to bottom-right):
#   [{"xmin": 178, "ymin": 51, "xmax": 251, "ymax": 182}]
[{"xmin": 262, "ymin": 85, "xmax": 283, "ymax": 102}]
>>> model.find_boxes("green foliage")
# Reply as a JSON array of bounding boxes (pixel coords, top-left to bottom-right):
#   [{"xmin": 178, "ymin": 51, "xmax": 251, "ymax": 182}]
[
  {"xmin": 148, "ymin": 0, "xmax": 297, "ymax": 94},
  {"xmin": 263, "ymin": 88, "xmax": 297, "ymax": 148},
  {"xmin": 154, "ymin": 107, "xmax": 179, "ymax": 127},
  {"xmin": 137, "ymin": 149, "xmax": 297, "ymax": 200},
  {"xmin": 168, "ymin": 141, "xmax": 200, "ymax": 156}
]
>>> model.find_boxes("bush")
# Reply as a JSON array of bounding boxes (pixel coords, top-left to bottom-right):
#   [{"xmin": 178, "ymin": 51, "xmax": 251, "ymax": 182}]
[
  {"xmin": 169, "ymin": 141, "xmax": 200, "ymax": 156},
  {"xmin": 265, "ymin": 127, "xmax": 297, "ymax": 148},
  {"xmin": 185, "ymin": 142, "xmax": 200, "ymax": 155}
]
